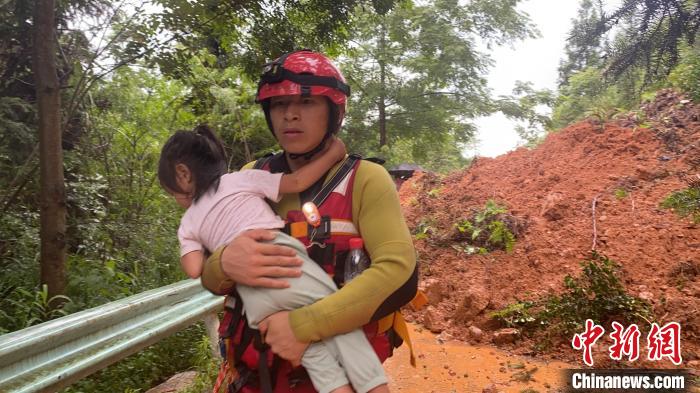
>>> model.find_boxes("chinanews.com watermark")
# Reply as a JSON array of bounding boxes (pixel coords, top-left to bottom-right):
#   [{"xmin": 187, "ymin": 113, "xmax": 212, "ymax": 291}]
[
  {"xmin": 561, "ymin": 319, "xmax": 696, "ymax": 392},
  {"xmin": 565, "ymin": 369, "xmax": 689, "ymax": 392}
]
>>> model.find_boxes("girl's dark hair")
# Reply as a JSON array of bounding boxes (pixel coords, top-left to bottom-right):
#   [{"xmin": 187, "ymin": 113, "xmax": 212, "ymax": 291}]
[{"xmin": 158, "ymin": 124, "xmax": 228, "ymax": 201}]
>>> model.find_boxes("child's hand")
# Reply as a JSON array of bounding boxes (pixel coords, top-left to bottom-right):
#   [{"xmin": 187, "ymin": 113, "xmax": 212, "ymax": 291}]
[{"xmin": 328, "ymin": 137, "xmax": 347, "ymax": 161}]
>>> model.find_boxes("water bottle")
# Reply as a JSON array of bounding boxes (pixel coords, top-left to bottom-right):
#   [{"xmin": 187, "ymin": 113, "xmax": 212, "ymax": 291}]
[{"xmin": 344, "ymin": 238, "xmax": 370, "ymax": 283}]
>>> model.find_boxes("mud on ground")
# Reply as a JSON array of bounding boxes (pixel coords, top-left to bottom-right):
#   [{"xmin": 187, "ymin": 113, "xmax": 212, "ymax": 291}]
[{"xmin": 400, "ymin": 89, "xmax": 700, "ymax": 370}]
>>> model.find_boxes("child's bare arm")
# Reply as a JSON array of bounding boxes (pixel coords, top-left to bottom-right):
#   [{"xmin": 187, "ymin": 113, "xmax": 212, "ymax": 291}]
[
  {"xmin": 181, "ymin": 250, "xmax": 206, "ymax": 279},
  {"xmin": 279, "ymin": 137, "xmax": 346, "ymax": 194}
]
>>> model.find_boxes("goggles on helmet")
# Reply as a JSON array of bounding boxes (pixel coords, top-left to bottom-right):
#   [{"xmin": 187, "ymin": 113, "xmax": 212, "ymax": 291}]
[{"xmin": 255, "ymin": 53, "xmax": 351, "ymax": 102}]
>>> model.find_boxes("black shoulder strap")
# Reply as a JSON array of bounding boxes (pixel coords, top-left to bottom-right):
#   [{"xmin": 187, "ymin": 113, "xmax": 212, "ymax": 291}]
[
  {"xmin": 253, "ymin": 152, "xmax": 275, "ymax": 170},
  {"xmin": 253, "ymin": 151, "xmax": 289, "ymax": 174},
  {"xmin": 311, "ymin": 154, "xmax": 361, "ymax": 207},
  {"xmin": 365, "ymin": 156, "xmax": 386, "ymax": 165}
]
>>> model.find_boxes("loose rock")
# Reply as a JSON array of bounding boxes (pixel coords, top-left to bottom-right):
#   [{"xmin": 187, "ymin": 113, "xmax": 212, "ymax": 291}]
[{"xmin": 492, "ymin": 328, "xmax": 520, "ymax": 345}]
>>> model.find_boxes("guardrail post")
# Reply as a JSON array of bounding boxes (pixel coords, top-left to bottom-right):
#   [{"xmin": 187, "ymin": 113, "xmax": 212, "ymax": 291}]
[{"xmin": 202, "ymin": 312, "xmax": 221, "ymax": 359}]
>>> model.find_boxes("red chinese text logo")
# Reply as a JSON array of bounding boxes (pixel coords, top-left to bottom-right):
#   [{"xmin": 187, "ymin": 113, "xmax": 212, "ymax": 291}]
[
  {"xmin": 572, "ymin": 319, "xmax": 606, "ymax": 366},
  {"xmin": 572, "ymin": 320, "xmax": 683, "ymax": 366},
  {"xmin": 647, "ymin": 322, "xmax": 682, "ymax": 365},
  {"xmin": 609, "ymin": 321, "xmax": 640, "ymax": 362}
]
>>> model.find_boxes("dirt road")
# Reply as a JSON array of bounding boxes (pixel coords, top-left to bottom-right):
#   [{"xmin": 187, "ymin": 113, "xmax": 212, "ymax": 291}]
[{"xmin": 384, "ymin": 324, "xmax": 572, "ymax": 393}]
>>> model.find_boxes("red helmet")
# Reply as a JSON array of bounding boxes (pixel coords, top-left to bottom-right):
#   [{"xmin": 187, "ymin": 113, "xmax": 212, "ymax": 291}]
[{"xmin": 256, "ymin": 50, "xmax": 350, "ymax": 133}]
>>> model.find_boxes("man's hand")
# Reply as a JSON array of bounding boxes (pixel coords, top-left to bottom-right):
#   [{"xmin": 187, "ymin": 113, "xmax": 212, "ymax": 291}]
[
  {"xmin": 259, "ymin": 311, "xmax": 309, "ymax": 366},
  {"xmin": 221, "ymin": 229, "xmax": 303, "ymax": 288}
]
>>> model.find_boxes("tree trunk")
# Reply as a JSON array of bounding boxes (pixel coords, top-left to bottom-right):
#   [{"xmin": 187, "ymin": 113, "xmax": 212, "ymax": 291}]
[
  {"xmin": 378, "ymin": 20, "xmax": 388, "ymax": 148},
  {"xmin": 33, "ymin": 0, "xmax": 67, "ymax": 299},
  {"xmin": 236, "ymin": 109, "xmax": 252, "ymax": 164}
]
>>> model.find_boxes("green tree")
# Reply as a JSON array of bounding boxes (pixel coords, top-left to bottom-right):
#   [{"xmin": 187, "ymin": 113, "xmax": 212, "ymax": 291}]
[
  {"xmin": 668, "ymin": 41, "xmax": 700, "ymax": 101},
  {"xmin": 2, "ymin": 0, "xmax": 395, "ymax": 302},
  {"xmin": 65, "ymin": 66, "xmax": 194, "ymax": 307},
  {"xmin": 340, "ymin": 0, "xmax": 536, "ymax": 171},
  {"xmin": 557, "ymin": 0, "xmax": 606, "ymax": 87},
  {"xmin": 145, "ymin": 0, "xmax": 399, "ymax": 78},
  {"xmin": 1, "ymin": 0, "xmax": 135, "ymax": 301},
  {"xmin": 496, "ymin": 81, "xmax": 555, "ymax": 146},
  {"xmin": 33, "ymin": 0, "xmax": 67, "ymax": 300},
  {"xmin": 551, "ymin": 67, "xmax": 616, "ymax": 129},
  {"xmin": 172, "ymin": 49, "xmax": 277, "ymax": 169},
  {"xmin": 579, "ymin": 0, "xmax": 700, "ymax": 85},
  {"xmin": 549, "ymin": 0, "xmax": 679, "ymax": 130}
]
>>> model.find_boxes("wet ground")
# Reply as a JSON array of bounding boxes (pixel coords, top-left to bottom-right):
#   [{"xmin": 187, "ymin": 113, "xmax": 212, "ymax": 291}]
[{"xmin": 385, "ymin": 324, "xmax": 572, "ymax": 393}]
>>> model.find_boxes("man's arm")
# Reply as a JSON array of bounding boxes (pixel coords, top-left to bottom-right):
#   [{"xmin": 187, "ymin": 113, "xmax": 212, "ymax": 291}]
[{"xmin": 288, "ymin": 161, "xmax": 417, "ymax": 342}]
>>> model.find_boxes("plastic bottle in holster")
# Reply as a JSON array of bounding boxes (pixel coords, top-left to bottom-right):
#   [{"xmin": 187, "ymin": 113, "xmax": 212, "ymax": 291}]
[{"xmin": 344, "ymin": 237, "xmax": 370, "ymax": 283}]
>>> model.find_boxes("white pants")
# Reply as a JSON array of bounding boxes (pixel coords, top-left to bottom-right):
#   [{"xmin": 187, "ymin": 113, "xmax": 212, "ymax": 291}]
[{"xmin": 237, "ymin": 232, "xmax": 387, "ymax": 393}]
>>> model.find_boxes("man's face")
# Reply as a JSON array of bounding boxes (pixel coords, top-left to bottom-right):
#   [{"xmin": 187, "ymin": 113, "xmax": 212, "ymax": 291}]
[{"xmin": 269, "ymin": 95, "xmax": 329, "ymax": 154}]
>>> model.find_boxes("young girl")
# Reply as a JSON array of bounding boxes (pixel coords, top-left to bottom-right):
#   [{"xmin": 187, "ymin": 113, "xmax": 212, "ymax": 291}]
[{"xmin": 158, "ymin": 125, "xmax": 390, "ymax": 393}]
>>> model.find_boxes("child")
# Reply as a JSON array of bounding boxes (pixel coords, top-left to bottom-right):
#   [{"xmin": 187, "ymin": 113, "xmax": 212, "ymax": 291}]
[{"xmin": 158, "ymin": 125, "xmax": 390, "ymax": 393}]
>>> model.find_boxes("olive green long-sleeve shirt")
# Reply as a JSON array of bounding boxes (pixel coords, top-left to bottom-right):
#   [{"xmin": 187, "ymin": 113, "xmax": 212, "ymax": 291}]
[{"xmin": 201, "ymin": 158, "xmax": 417, "ymax": 342}]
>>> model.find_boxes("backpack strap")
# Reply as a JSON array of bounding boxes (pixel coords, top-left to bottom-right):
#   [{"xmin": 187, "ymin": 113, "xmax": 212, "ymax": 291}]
[
  {"xmin": 253, "ymin": 152, "xmax": 276, "ymax": 170},
  {"xmin": 365, "ymin": 156, "xmax": 386, "ymax": 165},
  {"xmin": 310, "ymin": 154, "xmax": 361, "ymax": 206},
  {"xmin": 253, "ymin": 333, "xmax": 273, "ymax": 393}
]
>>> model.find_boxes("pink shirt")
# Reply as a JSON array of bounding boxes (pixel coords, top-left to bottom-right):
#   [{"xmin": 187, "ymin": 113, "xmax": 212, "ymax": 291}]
[{"xmin": 178, "ymin": 170, "xmax": 285, "ymax": 257}]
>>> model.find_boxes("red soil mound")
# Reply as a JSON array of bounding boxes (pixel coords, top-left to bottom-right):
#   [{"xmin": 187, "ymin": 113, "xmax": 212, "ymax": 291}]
[{"xmin": 400, "ymin": 90, "xmax": 700, "ymax": 368}]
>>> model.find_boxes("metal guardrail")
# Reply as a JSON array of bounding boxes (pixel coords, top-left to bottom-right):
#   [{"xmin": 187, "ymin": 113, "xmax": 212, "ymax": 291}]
[{"xmin": 0, "ymin": 279, "xmax": 224, "ymax": 393}]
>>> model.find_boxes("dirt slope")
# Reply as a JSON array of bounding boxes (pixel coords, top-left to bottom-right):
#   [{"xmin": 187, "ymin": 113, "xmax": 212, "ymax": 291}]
[{"xmin": 400, "ymin": 90, "xmax": 700, "ymax": 369}]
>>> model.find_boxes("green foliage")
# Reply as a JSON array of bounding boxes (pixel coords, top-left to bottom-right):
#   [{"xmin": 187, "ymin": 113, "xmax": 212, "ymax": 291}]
[
  {"xmin": 551, "ymin": 67, "xmax": 639, "ymax": 130},
  {"xmin": 371, "ymin": 137, "xmax": 470, "ymax": 174},
  {"xmin": 490, "ymin": 300, "xmax": 536, "ymax": 327},
  {"xmin": 427, "ymin": 188, "xmax": 442, "ymax": 198},
  {"xmin": 454, "ymin": 200, "xmax": 516, "ymax": 253},
  {"xmin": 180, "ymin": 335, "xmax": 221, "ymax": 393},
  {"xmin": 413, "ymin": 219, "xmax": 435, "ymax": 241},
  {"xmin": 151, "ymin": 0, "xmax": 396, "ymax": 78},
  {"xmin": 0, "ymin": 206, "xmax": 41, "ymax": 334},
  {"xmin": 584, "ymin": 106, "xmax": 624, "ymax": 125},
  {"xmin": 186, "ymin": 51, "xmax": 279, "ymax": 168},
  {"xmin": 1, "ymin": 64, "xmax": 193, "ymax": 376},
  {"xmin": 0, "ymin": 285, "xmax": 71, "ymax": 333},
  {"xmin": 487, "ymin": 220, "xmax": 516, "ymax": 253},
  {"xmin": 492, "ymin": 252, "xmax": 653, "ymax": 338},
  {"xmin": 63, "ymin": 323, "xmax": 210, "ymax": 393},
  {"xmin": 340, "ymin": 0, "xmax": 536, "ymax": 172},
  {"xmin": 614, "ymin": 188, "xmax": 628, "ymax": 200},
  {"xmin": 668, "ymin": 43, "xmax": 700, "ymax": 102},
  {"xmin": 60, "ymin": 67, "xmax": 191, "ymax": 306},
  {"xmin": 581, "ymin": 0, "xmax": 700, "ymax": 85},
  {"xmin": 557, "ymin": 0, "xmax": 605, "ymax": 87},
  {"xmin": 552, "ymin": 0, "xmax": 700, "ymax": 132},
  {"xmin": 0, "ymin": 97, "xmax": 36, "ymax": 168},
  {"xmin": 661, "ymin": 187, "xmax": 700, "ymax": 223},
  {"xmin": 497, "ymin": 81, "xmax": 555, "ymax": 147}
]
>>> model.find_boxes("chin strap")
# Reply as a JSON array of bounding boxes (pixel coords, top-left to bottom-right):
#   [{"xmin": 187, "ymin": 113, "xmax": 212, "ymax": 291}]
[{"xmin": 288, "ymin": 132, "xmax": 331, "ymax": 161}]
